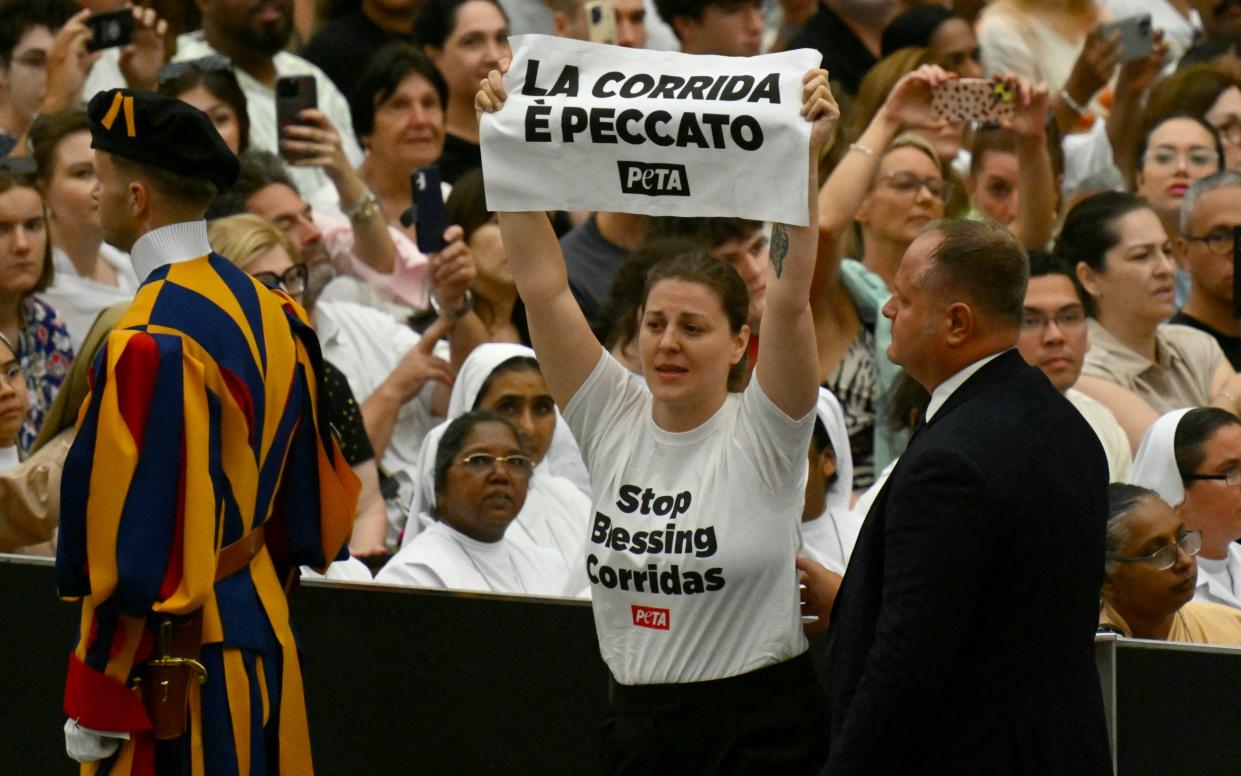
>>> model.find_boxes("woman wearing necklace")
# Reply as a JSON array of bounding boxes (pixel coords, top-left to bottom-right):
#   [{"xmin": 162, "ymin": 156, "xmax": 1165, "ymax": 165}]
[
  {"xmin": 478, "ymin": 64, "xmax": 837, "ymax": 771},
  {"xmin": 1100, "ymin": 483, "xmax": 1241, "ymax": 644},
  {"xmin": 376, "ymin": 411, "xmax": 570, "ymax": 596}
]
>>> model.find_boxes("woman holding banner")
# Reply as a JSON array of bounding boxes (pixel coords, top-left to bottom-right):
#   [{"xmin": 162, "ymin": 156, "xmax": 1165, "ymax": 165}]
[{"xmin": 477, "ymin": 60, "xmax": 837, "ymax": 772}]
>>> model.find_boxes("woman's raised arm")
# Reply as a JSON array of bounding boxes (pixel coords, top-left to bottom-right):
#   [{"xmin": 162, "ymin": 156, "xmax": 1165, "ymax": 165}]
[
  {"xmin": 476, "ymin": 64, "xmax": 604, "ymax": 408},
  {"xmin": 756, "ymin": 69, "xmax": 839, "ymax": 419}
]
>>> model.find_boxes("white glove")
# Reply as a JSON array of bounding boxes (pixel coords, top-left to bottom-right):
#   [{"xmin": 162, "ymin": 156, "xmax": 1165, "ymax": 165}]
[{"xmin": 63, "ymin": 719, "xmax": 128, "ymax": 763}]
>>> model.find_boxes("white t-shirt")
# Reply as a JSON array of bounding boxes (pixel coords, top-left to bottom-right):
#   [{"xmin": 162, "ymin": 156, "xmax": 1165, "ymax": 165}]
[
  {"xmin": 800, "ymin": 507, "xmax": 864, "ymax": 576},
  {"xmin": 563, "ymin": 352, "xmax": 812, "ymax": 685},
  {"xmin": 1067, "ymin": 387, "xmax": 1133, "ymax": 483},
  {"xmin": 375, "ymin": 519, "xmax": 570, "ymax": 596},
  {"xmin": 313, "ymin": 300, "xmax": 444, "ymax": 484}
]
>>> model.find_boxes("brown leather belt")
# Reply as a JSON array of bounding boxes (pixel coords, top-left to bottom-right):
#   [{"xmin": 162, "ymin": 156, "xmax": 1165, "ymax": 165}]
[{"xmin": 215, "ymin": 524, "xmax": 266, "ymax": 582}]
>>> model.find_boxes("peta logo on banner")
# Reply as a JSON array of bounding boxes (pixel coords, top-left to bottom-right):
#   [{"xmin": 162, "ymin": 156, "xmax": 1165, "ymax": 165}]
[
  {"xmin": 631, "ymin": 605, "xmax": 670, "ymax": 630},
  {"xmin": 618, "ymin": 161, "xmax": 691, "ymax": 197}
]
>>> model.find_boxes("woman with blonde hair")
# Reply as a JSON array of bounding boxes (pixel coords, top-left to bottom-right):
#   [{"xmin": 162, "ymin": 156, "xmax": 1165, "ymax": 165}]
[{"xmin": 208, "ymin": 214, "xmax": 389, "ymax": 562}]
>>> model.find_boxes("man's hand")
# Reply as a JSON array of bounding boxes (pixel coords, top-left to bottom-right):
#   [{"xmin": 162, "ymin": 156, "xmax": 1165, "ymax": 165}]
[
  {"xmin": 281, "ymin": 109, "xmax": 352, "ymax": 177},
  {"xmin": 797, "ymin": 554, "xmax": 842, "ymax": 636},
  {"xmin": 64, "ymin": 719, "xmax": 124, "ymax": 763},
  {"xmin": 385, "ymin": 317, "xmax": 455, "ymax": 404},
  {"xmin": 40, "ymin": 9, "xmax": 99, "ymax": 114},
  {"xmin": 429, "ymin": 225, "xmax": 476, "ymax": 313},
  {"xmin": 1116, "ymin": 28, "xmax": 1168, "ymax": 97},
  {"xmin": 1062, "ymin": 25, "xmax": 1122, "ymax": 110},
  {"xmin": 118, "ymin": 6, "xmax": 168, "ymax": 91}
]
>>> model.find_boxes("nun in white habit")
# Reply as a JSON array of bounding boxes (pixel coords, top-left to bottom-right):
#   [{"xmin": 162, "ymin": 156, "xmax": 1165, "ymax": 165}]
[
  {"xmin": 376, "ymin": 411, "xmax": 571, "ymax": 595},
  {"xmin": 1130, "ymin": 407, "xmax": 1241, "ymax": 610},
  {"xmin": 398, "ymin": 344, "xmax": 592, "ymax": 596},
  {"xmin": 799, "ymin": 388, "xmax": 864, "ymax": 575}
]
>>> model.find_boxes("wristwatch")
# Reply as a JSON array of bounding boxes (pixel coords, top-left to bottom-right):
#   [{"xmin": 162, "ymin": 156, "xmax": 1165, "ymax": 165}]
[
  {"xmin": 429, "ymin": 289, "xmax": 474, "ymax": 320},
  {"xmin": 343, "ymin": 187, "xmax": 380, "ymax": 224}
]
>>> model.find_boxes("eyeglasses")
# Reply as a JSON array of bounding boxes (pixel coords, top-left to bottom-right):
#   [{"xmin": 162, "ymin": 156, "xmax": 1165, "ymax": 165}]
[
  {"xmin": 157, "ymin": 55, "xmax": 233, "ymax": 86},
  {"xmin": 454, "ymin": 453, "xmax": 533, "ymax": 477},
  {"xmin": 1210, "ymin": 117, "xmax": 1241, "ymax": 147},
  {"xmin": 1183, "ymin": 227, "xmax": 1235, "ymax": 256},
  {"xmin": 879, "ymin": 171, "xmax": 952, "ymax": 202},
  {"xmin": 1108, "ymin": 529, "xmax": 1201, "ymax": 571},
  {"xmin": 252, "ymin": 264, "xmax": 308, "ymax": 296},
  {"xmin": 1020, "ymin": 308, "xmax": 1087, "ymax": 333},
  {"xmin": 1143, "ymin": 146, "xmax": 1220, "ymax": 169},
  {"xmin": 1187, "ymin": 467, "xmax": 1241, "ymax": 487}
]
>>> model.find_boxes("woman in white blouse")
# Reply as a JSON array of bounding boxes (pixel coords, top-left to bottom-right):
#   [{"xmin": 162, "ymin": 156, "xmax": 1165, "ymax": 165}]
[{"xmin": 28, "ymin": 109, "xmax": 138, "ymax": 350}]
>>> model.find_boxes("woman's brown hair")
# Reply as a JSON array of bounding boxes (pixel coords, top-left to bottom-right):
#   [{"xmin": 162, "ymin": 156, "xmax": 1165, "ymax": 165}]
[{"xmin": 639, "ymin": 251, "xmax": 751, "ymax": 391}]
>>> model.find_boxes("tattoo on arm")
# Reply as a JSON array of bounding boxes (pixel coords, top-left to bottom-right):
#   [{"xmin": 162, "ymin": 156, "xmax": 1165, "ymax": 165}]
[{"xmin": 770, "ymin": 223, "xmax": 789, "ymax": 279}]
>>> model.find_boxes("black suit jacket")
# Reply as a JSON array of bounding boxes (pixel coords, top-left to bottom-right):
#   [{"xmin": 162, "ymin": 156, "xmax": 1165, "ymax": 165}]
[{"xmin": 822, "ymin": 350, "xmax": 1112, "ymax": 775}]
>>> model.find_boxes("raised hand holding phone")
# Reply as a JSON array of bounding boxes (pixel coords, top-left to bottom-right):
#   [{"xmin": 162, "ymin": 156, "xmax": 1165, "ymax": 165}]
[{"xmin": 276, "ymin": 76, "xmax": 318, "ymax": 162}]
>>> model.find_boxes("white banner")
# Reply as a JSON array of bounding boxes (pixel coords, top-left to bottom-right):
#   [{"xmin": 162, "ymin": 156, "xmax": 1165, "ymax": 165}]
[{"xmin": 480, "ymin": 35, "xmax": 821, "ymax": 226}]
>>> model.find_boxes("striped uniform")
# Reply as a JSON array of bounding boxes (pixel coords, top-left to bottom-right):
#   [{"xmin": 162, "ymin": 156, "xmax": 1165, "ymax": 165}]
[{"xmin": 55, "ymin": 254, "xmax": 360, "ymax": 775}]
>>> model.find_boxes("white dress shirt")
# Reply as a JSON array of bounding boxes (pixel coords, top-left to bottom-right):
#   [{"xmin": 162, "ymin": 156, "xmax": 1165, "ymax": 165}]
[{"xmin": 925, "ymin": 352, "xmax": 1004, "ymax": 422}]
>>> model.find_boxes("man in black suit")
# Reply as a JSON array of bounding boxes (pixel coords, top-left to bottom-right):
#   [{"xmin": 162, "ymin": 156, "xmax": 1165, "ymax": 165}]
[{"xmin": 821, "ymin": 219, "xmax": 1112, "ymax": 774}]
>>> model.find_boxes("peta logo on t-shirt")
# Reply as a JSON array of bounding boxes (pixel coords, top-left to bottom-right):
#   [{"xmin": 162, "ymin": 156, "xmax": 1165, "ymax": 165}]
[{"xmin": 631, "ymin": 605, "xmax": 670, "ymax": 630}]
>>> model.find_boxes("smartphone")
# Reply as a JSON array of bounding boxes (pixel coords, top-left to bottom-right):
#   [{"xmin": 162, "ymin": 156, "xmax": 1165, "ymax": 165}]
[
  {"xmin": 1101, "ymin": 14, "xmax": 1153, "ymax": 64},
  {"xmin": 930, "ymin": 78, "xmax": 1017, "ymax": 124},
  {"xmin": 586, "ymin": 1, "xmax": 618, "ymax": 45},
  {"xmin": 275, "ymin": 75, "xmax": 317, "ymax": 162},
  {"xmin": 410, "ymin": 165, "xmax": 446, "ymax": 255},
  {"xmin": 85, "ymin": 9, "xmax": 133, "ymax": 52}
]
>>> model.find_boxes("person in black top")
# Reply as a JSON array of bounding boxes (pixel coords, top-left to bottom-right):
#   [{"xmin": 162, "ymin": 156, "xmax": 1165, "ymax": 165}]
[
  {"xmin": 414, "ymin": 0, "xmax": 510, "ymax": 184},
  {"xmin": 787, "ymin": 0, "xmax": 897, "ymax": 97},
  {"xmin": 303, "ymin": 0, "xmax": 420, "ymax": 100},
  {"xmin": 1174, "ymin": 171, "xmax": 1241, "ymax": 369}
]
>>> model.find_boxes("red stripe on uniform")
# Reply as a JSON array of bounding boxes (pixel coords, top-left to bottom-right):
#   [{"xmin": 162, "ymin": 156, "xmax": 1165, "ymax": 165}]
[{"xmin": 114, "ymin": 333, "xmax": 160, "ymax": 448}]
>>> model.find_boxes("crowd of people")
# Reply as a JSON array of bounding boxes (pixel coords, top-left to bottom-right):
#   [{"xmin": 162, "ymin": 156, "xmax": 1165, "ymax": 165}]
[{"xmin": 5, "ymin": 0, "xmax": 1241, "ymax": 771}]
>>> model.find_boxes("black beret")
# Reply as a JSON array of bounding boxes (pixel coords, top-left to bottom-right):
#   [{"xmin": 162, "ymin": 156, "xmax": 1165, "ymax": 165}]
[{"xmin": 87, "ymin": 88, "xmax": 240, "ymax": 192}]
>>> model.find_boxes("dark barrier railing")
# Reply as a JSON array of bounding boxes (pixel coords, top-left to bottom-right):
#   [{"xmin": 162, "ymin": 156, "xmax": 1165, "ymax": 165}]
[
  {"xmin": 0, "ymin": 555, "xmax": 609, "ymax": 774},
  {"xmin": 8, "ymin": 553, "xmax": 1241, "ymax": 775}
]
